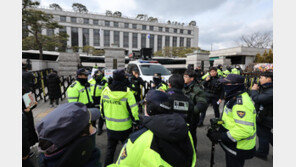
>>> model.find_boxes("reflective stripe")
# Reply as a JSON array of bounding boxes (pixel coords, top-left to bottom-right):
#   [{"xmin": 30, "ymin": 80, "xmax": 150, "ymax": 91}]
[
  {"xmin": 130, "ymin": 103, "xmax": 137, "ymax": 108},
  {"xmin": 121, "ymin": 98, "xmax": 127, "ymax": 102},
  {"xmin": 103, "ymin": 95, "xmax": 110, "ymax": 99},
  {"xmin": 245, "ymin": 133, "xmax": 256, "ymax": 140},
  {"xmin": 227, "ymin": 131, "xmax": 237, "ymax": 142},
  {"xmin": 224, "ymin": 107, "xmax": 232, "ymax": 114},
  {"xmin": 78, "ymin": 88, "xmax": 85, "ymax": 93},
  {"xmin": 90, "ymin": 84, "xmax": 95, "ymax": 87},
  {"xmin": 220, "ymin": 143, "xmax": 237, "ymax": 156},
  {"xmin": 234, "ymin": 119, "xmax": 254, "ymax": 126},
  {"xmin": 105, "ymin": 117, "xmax": 131, "ymax": 122},
  {"xmin": 68, "ymin": 97, "xmax": 78, "ymax": 99}
]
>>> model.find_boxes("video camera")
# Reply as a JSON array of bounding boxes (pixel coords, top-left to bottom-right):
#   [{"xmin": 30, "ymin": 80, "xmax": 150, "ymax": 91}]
[{"xmin": 209, "ymin": 118, "xmax": 224, "ymax": 131}]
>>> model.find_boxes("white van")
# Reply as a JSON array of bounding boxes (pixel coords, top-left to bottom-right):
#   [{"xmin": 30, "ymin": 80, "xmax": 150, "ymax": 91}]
[{"xmin": 126, "ymin": 60, "xmax": 172, "ymax": 83}]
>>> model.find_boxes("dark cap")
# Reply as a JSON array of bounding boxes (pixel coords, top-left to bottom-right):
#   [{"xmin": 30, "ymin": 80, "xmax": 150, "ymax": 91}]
[
  {"xmin": 113, "ymin": 69, "xmax": 126, "ymax": 81},
  {"xmin": 219, "ymin": 74, "xmax": 244, "ymax": 84},
  {"xmin": 141, "ymin": 90, "xmax": 171, "ymax": 115},
  {"xmin": 77, "ymin": 68, "xmax": 90, "ymax": 76},
  {"xmin": 36, "ymin": 102, "xmax": 100, "ymax": 152}
]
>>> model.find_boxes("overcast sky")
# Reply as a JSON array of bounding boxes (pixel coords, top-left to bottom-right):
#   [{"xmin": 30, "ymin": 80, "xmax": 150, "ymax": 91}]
[{"xmin": 39, "ymin": 0, "xmax": 273, "ymax": 51}]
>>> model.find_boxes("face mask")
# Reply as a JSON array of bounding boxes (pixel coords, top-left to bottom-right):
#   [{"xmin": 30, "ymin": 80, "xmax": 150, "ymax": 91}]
[
  {"xmin": 77, "ymin": 78, "xmax": 88, "ymax": 86},
  {"xmin": 153, "ymin": 77, "xmax": 161, "ymax": 86},
  {"xmin": 95, "ymin": 74, "xmax": 103, "ymax": 82},
  {"xmin": 223, "ymin": 84, "xmax": 245, "ymax": 98}
]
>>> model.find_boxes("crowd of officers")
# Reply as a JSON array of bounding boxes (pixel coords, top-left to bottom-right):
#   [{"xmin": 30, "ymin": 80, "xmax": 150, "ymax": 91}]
[{"xmin": 22, "ymin": 63, "xmax": 273, "ymax": 167}]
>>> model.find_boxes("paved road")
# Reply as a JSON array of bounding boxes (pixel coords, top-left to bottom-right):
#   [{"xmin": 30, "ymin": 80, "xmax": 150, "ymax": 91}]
[{"xmin": 33, "ymin": 100, "xmax": 273, "ymax": 167}]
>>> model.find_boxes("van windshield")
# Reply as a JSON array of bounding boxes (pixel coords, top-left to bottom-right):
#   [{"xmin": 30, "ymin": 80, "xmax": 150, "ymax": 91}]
[{"xmin": 139, "ymin": 64, "xmax": 171, "ymax": 76}]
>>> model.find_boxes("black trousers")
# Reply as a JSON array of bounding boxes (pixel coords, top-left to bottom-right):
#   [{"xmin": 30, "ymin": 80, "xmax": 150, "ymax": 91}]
[
  {"xmin": 199, "ymin": 97, "xmax": 220, "ymax": 123},
  {"xmin": 104, "ymin": 128, "xmax": 132, "ymax": 167},
  {"xmin": 98, "ymin": 116, "xmax": 105, "ymax": 130},
  {"xmin": 257, "ymin": 123, "xmax": 273, "ymax": 156},
  {"xmin": 225, "ymin": 151, "xmax": 245, "ymax": 167},
  {"xmin": 49, "ymin": 98, "xmax": 59, "ymax": 105}
]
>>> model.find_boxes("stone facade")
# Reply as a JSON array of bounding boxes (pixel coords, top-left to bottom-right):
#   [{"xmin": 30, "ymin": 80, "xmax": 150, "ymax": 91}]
[
  {"xmin": 186, "ymin": 51, "xmax": 210, "ymax": 70},
  {"xmin": 58, "ymin": 52, "xmax": 80, "ymax": 76},
  {"xmin": 104, "ymin": 47, "xmax": 126, "ymax": 69}
]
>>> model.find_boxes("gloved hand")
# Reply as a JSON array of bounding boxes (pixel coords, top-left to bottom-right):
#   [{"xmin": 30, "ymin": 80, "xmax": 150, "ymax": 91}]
[
  {"xmin": 132, "ymin": 121, "xmax": 140, "ymax": 131},
  {"xmin": 207, "ymin": 129, "xmax": 222, "ymax": 144}
]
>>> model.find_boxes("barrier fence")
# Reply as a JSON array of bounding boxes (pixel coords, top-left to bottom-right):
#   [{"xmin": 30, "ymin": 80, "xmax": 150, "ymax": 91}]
[{"xmin": 31, "ymin": 69, "xmax": 75, "ymax": 102}]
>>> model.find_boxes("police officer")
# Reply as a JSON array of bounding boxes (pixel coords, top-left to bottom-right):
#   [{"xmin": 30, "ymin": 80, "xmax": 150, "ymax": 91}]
[
  {"xmin": 183, "ymin": 70, "xmax": 208, "ymax": 149},
  {"xmin": 231, "ymin": 65, "xmax": 241, "ymax": 75},
  {"xmin": 108, "ymin": 90, "xmax": 196, "ymax": 167},
  {"xmin": 100, "ymin": 69, "xmax": 139, "ymax": 167},
  {"xmin": 217, "ymin": 64, "xmax": 224, "ymax": 77},
  {"xmin": 250, "ymin": 71, "xmax": 273, "ymax": 160},
  {"xmin": 67, "ymin": 68, "xmax": 93, "ymax": 107},
  {"xmin": 194, "ymin": 66, "xmax": 204, "ymax": 83},
  {"xmin": 223, "ymin": 65, "xmax": 232, "ymax": 77},
  {"xmin": 151, "ymin": 73, "xmax": 168, "ymax": 92},
  {"xmin": 207, "ymin": 74, "xmax": 256, "ymax": 167},
  {"xmin": 130, "ymin": 68, "xmax": 145, "ymax": 102},
  {"xmin": 200, "ymin": 67, "xmax": 224, "ymax": 125},
  {"xmin": 89, "ymin": 69, "xmax": 108, "ymax": 135}
]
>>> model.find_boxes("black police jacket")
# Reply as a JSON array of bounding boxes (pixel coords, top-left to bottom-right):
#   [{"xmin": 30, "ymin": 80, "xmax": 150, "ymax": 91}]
[
  {"xmin": 202, "ymin": 76, "xmax": 224, "ymax": 99},
  {"xmin": 250, "ymin": 82, "xmax": 273, "ymax": 128}
]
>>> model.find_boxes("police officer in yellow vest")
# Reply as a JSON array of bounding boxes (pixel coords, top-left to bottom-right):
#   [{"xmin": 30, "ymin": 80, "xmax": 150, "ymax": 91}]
[
  {"xmin": 108, "ymin": 90, "xmax": 196, "ymax": 167},
  {"xmin": 217, "ymin": 64, "xmax": 224, "ymax": 77},
  {"xmin": 206, "ymin": 74, "xmax": 256, "ymax": 167},
  {"xmin": 67, "ymin": 68, "xmax": 94, "ymax": 107},
  {"xmin": 231, "ymin": 65, "xmax": 241, "ymax": 75},
  {"xmin": 100, "ymin": 69, "xmax": 139, "ymax": 167},
  {"xmin": 89, "ymin": 69, "xmax": 108, "ymax": 135},
  {"xmin": 151, "ymin": 73, "xmax": 168, "ymax": 92},
  {"xmin": 223, "ymin": 65, "xmax": 232, "ymax": 77}
]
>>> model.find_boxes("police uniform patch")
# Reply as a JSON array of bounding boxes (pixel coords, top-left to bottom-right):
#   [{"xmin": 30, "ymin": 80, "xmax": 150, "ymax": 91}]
[
  {"xmin": 237, "ymin": 111, "xmax": 246, "ymax": 118},
  {"xmin": 236, "ymin": 96, "xmax": 243, "ymax": 105},
  {"xmin": 120, "ymin": 146, "xmax": 127, "ymax": 160},
  {"xmin": 70, "ymin": 82, "xmax": 77, "ymax": 87}
]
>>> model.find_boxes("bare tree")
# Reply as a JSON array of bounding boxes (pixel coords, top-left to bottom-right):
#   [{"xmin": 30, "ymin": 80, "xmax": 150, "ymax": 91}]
[{"xmin": 239, "ymin": 31, "xmax": 273, "ymax": 48}]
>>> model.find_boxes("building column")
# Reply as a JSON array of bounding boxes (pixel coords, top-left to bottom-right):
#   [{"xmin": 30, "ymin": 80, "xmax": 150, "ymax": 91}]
[
  {"xmin": 89, "ymin": 29, "xmax": 94, "ymax": 47},
  {"xmin": 128, "ymin": 32, "xmax": 132, "ymax": 54},
  {"xmin": 54, "ymin": 28, "xmax": 59, "ymax": 35},
  {"xmin": 184, "ymin": 37, "xmax": 187, "ymax": 48},
  {"xmin": 154, "ymin": 34, "xmax": 158, "ymax": 53},
  {"xmin": 177, "ymin": 37, "xmax": 180, "ymax": 47},
  {"xmin": 169, "ymin": 36, "xmax": 173, "ymax": 47},
  {"xmin": 137, "ymin": 33, "xmax": 141, "ymax": 50},
  {"xmin": 100, "ymin": 29, "xmax": 104, "ymax": 48},
  {"xmin": 66, "ymin": 27, "xmax": 71, "ymax": 47},
  {"xmin": 78, "ymin": 28, "xmax": 83, "ymax": 49},
  {"xmin": 146, "ymin": 34, "xmax": 150, "ymax": 48},
  {"xmin": 119, "ymin": 31, "xmax": 123, "ymax": 48},
  {"xmin": 110, "ymin": 30, "xmax": 114, "ymax": 45}
]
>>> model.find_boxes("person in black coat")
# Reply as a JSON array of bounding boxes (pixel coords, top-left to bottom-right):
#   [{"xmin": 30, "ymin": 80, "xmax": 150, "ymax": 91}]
[
  {"xmin": 47, "ymin": 70, "xmax": 62, "ymax": 107},
  {"xmin": 22, "ymin": 63, "xmax": 35, "ymax": 94},
  {"xmin": 22, "ymin": 112, "xmax": 34, "ymax": 167},
  {"xmin": 250, "ymin": 71, "xmax": 273, "ymax": 160}
]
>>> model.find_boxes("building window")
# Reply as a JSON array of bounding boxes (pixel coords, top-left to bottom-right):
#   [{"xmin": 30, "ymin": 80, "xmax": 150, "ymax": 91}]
[
  {"xmin": 150, "ymin": 26, "xmax": 154, "ymax": 31},
  {"xmin": 180, "ymin": 37, "xmax": 184, "ymax": 47},
  {"xmin": 71, "ymin": 27, "xmax": 78, "ymax": 47},
  {"xmin": 159, "ymin": 27, "xmax": 163, "ymax": 32},
  {"xmin": 114, "ymin": 22, "xmax": 119, "ymax": 27},
  {"xmin": 180, "ymin": 29, "xmax": 184, "ymax": 34},
  {"xmin": 46, "ymin": 28, "xmax": 54, "ymax": 36},
  {"xmin": 165, "ymin": 36, "xmax": 170, "ymax": 47},
  {"xmin": 142, "ymin": 25, "xmax": 147, "ymax": 30},
  {"xmin": 174, "ymin": 29, "xmax": 177, "ymax": 33},
  {"xmin": 188, "ymin": 30, "xmax": 191, "ymax": 35},
  {"xmin": 71, "ymin": 17, "xmax": 77, "ymax": 23},
  {"xmin": 132, "ymin": 24, "xmax": 137, "ymax": 29},
  {"xmin": 165, "ymin": 27, "xmax": 169, "ymax": 32},
  {"xmin": 105, "ymin": 21, "xmax": 110, "ymax": 27},
  {"xmin": 124, "ymin": 23, "xmax": 129, "ymax": 28},
  {"xmin": 157, "ymin": 35, "xmax": 162, "ymax": 51},
  {"xmin": 186, "ymin": 38, "xmax": 191, "ymax": 48},
  {"xmin": 60, "ymin": 16, "xmax": 66, "ymax": 22},
  {"xmin": 84, "ymin": 18, "xmax": 89, "ymax": 24},
  {"xmin": 83, "ymin": 28, "xmax": 89, "ymax": 46},
  {"xmin": 173, "ymin": 37, "xmax": 177, "ymax": 47},
  {"xmin": 104, "ymin": 30, "xmax": 110, "ymax": 47},
  {"xmin": 132, "ymin": 33, "xmax": 138, "ymax": 48},
  {"xmin": 114, "ymin": 31, "xmax": 120, "ymax": 46},
  {"xmin": 59, "ymin": 27, "xmax": 67, "ymax": 51},
  {"xmin": 93, "ymin": 29, "xmax": 100, "ymax": 46},
  {"xmin": 149, "ymin": 34, "xmax": 154, "ymax": 49},
  {"xmin": 123, "ymin": 32, "xmax": 129, "ymax": 48},
  {"xmin": 141, "ymin": 34, "xmax": 146, "ymax": 48},
  {"xmin": 93, "ymin": 19, "xmax": 99, "ymax": 25}
]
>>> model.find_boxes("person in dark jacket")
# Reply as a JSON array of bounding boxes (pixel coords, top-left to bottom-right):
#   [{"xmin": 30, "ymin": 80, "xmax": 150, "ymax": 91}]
[
  {"xmin": 47, "ymin": 70, "xmax": 62, "ymax": 107},
  {"xmin": 22, "ymin": 112, "xmax": 34, "ymax": 167},
  {"xmin": 200, "ymin": 67, "xmax": 224, "ymax": 126},
  {"xmin": 194, "ymin": 66, "xmax": 204, "ymax": 83},
  {"xmin": 130, "ymin": 68, "xmax": 145, "ymax": 102},
  {"xmin": 250, "ymin": 71, "xmax": 273, "ymax": 160},
  {"xmin": 22, "ymin": 63, "xmax": 35, "ymax": 93}
]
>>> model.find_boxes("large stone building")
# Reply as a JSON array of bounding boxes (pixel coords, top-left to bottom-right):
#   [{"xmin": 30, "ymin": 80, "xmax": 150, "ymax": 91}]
[{"xmin": 38, "ymin": 8, "xmax": 199, "ymax": 55}]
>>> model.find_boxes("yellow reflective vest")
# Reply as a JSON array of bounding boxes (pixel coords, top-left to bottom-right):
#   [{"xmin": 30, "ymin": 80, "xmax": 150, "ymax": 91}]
[
  {"xmin": 66, "ymin": 80, "xmax": 93, "ymax": 105},
  {"xmin": 100, "ymin": 87, "xmax": 139, "ymax": 131},
  {"xmin": 157, "ymin": 82, "xmax": 168, "ymax": 92},
  {"xmin": 231, "ymin": 68, "xmax": 240, "ymax": 75},
  {"xmin": 221, "ymin": 92, "xmax": 256, "ymax": 150},
  {"xmin": 108, "ymin": 130, "xmax": 196, "ymax": 167},
  {"xmin": 89, "ymin": 77, "xmax": 108, "ymax": 102},
  {"xmin": 223, "ymin": 70, "xmax": 231, "ymax": 77}
]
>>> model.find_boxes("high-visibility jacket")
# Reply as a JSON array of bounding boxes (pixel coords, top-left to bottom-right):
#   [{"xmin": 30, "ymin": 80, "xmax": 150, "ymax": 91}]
[
  {"xmin": 231, "ymin": 68, "xmax": 240, "ymax": 75},
  {"xmin": 223, "ymin": 70, "xmax": 231, "ymax": 77},
  {"xmin": 100, "ymin": 87, "xmax": 139, "ymax": 131},
  {"xmin": 66, "ymin": 80, "xmax": 93, "ymax": 105},
  {"xmin": 202, "ymin": 72, "xmax": 210, "ymax": 80},
  {"xmin": 221, "ymin": 92, "xmax": 256, "ymax": 151},
  {"xmin": 157, "ymin": 82, "xmax": 168, "ymax": 92},
  {"xmin": 89, "ymin": 77, "xmax": 108, "ymax": 104},
  {"xmin": 217, "ymin": 69, "xmax": 224, "ymax": 77},
  {"xmin": 108, "ymin": 130, "xmax": 196, "ymax": 167}
]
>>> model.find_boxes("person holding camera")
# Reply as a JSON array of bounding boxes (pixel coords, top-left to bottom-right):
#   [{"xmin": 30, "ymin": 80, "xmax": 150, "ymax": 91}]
[
  {"xmin": 250, "ymin": 71, "xmax": 273, "ymax": 160},
  {"xmin": 206, "ymin": 74, "xmax": 256, "ymax": 167}
]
